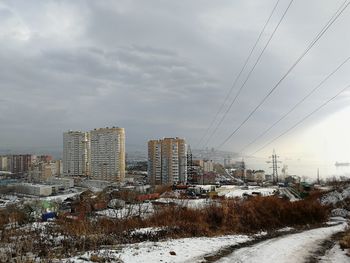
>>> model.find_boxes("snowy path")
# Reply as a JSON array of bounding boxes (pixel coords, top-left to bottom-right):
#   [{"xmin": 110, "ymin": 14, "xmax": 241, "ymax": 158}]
[
  {"xmin": 216, "ymin": 222, "xmax": 347, "ymax": 263},
  {"xmin": 65, "ymin": 220, "xmax": 348, "ymax": 263}
]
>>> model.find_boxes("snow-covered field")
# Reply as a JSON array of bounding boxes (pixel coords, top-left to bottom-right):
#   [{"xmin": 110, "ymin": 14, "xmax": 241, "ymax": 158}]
[
  {"xmin": 63, "ymin": 220, "xmax": 348, "ymax": 263},
  {"xmin": 217, "ymin": 185, "xmax": 276, "ymax": 198},
  {"xmin": 96, "ymin": 199, "xmax": 212, "ymax": 219},
  {"xmin": 96, "ymin": 203, "xmax": 154, "ymax": 219},
  {"xmin": 64, "ymin": 234, "xmax": 252, "ymax": 263}
]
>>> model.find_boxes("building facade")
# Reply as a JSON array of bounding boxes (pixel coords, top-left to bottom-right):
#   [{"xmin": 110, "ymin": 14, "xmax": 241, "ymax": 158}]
[
  {"xmin": 0, "ymin": 156, "xmax": 8, "ymax": 171},
  {"xmin": 148, "ymin": 137, "xmax": 187, "ymax": 185},
  {"xmin": 90, "ymin": 127, "xmax": 125, "ymax": 182},
  {"xmin": 63, "ymin": 131, "xmax": 90, "ymax": 177},
  {"xmin": 5, "ymin": 155, "xmax": 35, "ymax": 176}
]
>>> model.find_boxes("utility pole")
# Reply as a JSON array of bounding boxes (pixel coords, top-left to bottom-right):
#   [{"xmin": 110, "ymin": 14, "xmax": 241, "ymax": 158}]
[
  {"xmin": 241, "ymin": 158, "xmax": 246, "ymax": 184},
  {"xmin": 317, "ymin": 168, "xmax": 320, "ymax": 184},
  {"xmin": 267, "ymin": 149, "xmax": 281, "ymax": 185}
]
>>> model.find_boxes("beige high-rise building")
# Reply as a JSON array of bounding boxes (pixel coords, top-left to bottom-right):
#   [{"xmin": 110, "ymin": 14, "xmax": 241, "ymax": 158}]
[
  {"xmin": 63, "ymin": 131, "xmax": 90, "ymax": 177},
  {"xmin": 90, "ymin": 127, "xmax": 125, "ymax": 182},
  {"xmin": 0, "ymin": 156, "xmax": 8, "ymax": 171},
  {"xmin": 148, "ymin": 137, "xmax": 187, "ymax": 185}
]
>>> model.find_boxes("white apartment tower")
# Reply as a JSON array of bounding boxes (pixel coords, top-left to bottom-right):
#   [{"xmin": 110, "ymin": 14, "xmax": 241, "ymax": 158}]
[
  {"xmin": 90, "ymin": 127, "xmax": 125, "ymax": 182},
  {"xmin": 63, "ymin": 131, "xmax": 90, "ymax": 177}
]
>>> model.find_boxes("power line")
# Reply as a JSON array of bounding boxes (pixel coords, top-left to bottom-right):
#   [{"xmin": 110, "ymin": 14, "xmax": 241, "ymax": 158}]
[
  {"xmin": 238, "ymin": 55, "xmax": 350, "ymax": 154},
  {"xmin": 216, "ymin": 0, "xmax": 350, "ymax": 150},
  {"xmin": 195, "ymin": 0, "xmax": 282, "ymax": 148},
  {"xmin": 202, "ymin": 0, "xmax": 295, "ymax": 149},
  {"xmin": 250, "ymin": 82, "xmax": 350, "ymax": 156}
]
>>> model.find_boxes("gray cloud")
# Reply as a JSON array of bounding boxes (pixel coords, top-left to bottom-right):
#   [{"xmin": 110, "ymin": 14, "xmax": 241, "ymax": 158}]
[{"xmin": 0, "ymin": 0, "xmax": 349, "ymax": 157}]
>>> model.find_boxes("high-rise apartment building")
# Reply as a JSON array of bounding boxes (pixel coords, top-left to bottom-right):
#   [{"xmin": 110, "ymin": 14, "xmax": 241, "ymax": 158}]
[
  {"xmin": 0, "ymin": 156, "xmax": 8, "ymax": 171},
  {"xmin": 5, "ymin": 154, "xmax": 34, "ymax": 176},
  {"xmin": 90, "ymin": 127, "xmax": 125, "ymax": 182},
  {"xmin": 148, "ymin": 137, "xmax": 187, "ymax": 185},
  {"xmin": 63, "ymin": 131, "xmax": 90, "ymax": 177}
]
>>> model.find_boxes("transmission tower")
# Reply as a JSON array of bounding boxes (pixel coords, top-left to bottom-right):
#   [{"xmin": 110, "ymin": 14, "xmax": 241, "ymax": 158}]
[
  {"xmin": 187, "ymin": 145, "xmax": 194, "ymax": 184},
  {"xmin": 267, "ymin": 149, "xmax": 281, "ymax": 184},
  {"xmin": 241, "ymin": 158, "xmax": 246, "ymax": 184}
]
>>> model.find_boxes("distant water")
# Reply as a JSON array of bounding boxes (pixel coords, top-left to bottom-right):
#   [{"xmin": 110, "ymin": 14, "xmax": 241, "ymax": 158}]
[{"xmin": 246, "ymin": 157, "xmax": 350, "ymax": 181}]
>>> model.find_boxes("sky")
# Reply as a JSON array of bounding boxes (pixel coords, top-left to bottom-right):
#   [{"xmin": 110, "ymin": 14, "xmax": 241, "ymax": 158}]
[{"xmin": 0, "ymin": 0, "xmax": 350, "ymax": 177}]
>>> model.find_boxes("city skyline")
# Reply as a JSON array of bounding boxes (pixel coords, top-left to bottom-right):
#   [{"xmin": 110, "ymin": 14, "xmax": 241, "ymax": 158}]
[{"xmin": 0, "ymin": 1, "xmax": 350, "ymax": 177}]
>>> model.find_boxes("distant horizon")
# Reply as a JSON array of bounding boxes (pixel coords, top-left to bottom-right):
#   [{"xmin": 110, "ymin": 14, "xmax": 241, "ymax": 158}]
[
  {"xmin": 1, "ymin": 146, "xmax": 349, "ymax": 180},
  {"xmin": 1, "ymin": 0, "xmax": 350, "ymax": 180}
]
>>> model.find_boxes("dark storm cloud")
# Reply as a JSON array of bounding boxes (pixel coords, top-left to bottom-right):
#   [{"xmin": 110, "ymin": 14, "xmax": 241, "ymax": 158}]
[{"xmin": 0, "ymin": 0, "xmax": 349, "ymax": 154}]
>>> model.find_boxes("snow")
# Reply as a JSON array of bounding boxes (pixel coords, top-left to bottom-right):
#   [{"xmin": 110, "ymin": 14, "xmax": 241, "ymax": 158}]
[
  {"xmin": 42, "ymin": 192, "xmax": 81, "ymax": 201},
  {"xmin": 130, "ymin": 227, "xmax": 165, "ymax": 236},
  {"xmin": 331, "ymin": 208, "xmax": 350, "ymax": 218},
  {"xmin": 217, "ymin": 185, "xmax": 276, "ymax": 198},
  {"xmin": 319, "ymin": 244, "xmax": 350, "ymax": 263},
  {"xmin": 0, "ymin": 195, "xmax": 20, "ymax": 207},
  {"xmin": 96, "ymin": 199, "xmax": 212, "ymax": 219},
  {"xmin": 96, "ymin": 203, "xmax": 154, "ymax": 219},
  {"xmin": 64, "ymin": 234, "xmax": 252, "ymax": 263},
  {"xmin": 155, "ymin": 198, "xmax": 212, "ymax": 209},
  {"xmin": 320, "ymin": 186, "xmax": 350, "ymax": 205},
  {"xmin": 277, "ymin": 227, "xmax": 294, "ymax": 232},
  {"xmin": 217, "ymin": 222, "xmax": 347, "ymax": 263}
]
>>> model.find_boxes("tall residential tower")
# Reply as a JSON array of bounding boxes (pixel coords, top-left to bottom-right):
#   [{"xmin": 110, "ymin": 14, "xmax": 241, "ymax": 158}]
[
  {"xmin": 148, "ymin": 137, "xmax": 187, "ymax": 185},
  {"xmin": 63, "ymin": 131, "xmax": 90, "ymax": 177},
  {"xmin": 90, "ymin": 127, "xmax": 125, "ymax": 182}
]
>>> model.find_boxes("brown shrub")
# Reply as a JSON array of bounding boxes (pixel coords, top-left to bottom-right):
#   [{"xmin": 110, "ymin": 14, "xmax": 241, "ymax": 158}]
[
  {"xmin": 145, "ymin": 196, "xmax": 328, "ymax": 234},
  {"xmin": 340, "ymin": 228, "xmax": 350, "ymax": 253},
  {"xmin": 14, "ymin": 195, "xmax": 328, "ymax": 259},
  {"xmin": 154, "ymin": 185, "xmax": 172, "ymax": 194}
]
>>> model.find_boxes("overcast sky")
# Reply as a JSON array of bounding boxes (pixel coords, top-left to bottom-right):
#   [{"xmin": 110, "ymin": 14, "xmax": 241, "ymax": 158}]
[{"xmin": 1, "ymin": 0, "xmax": 350, "ymax": 175}]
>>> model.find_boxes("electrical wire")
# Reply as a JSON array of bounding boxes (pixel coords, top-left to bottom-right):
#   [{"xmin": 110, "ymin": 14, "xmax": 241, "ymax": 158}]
[
  {"xmin": 202, "ymin": 0, "xmax": 295, "ymax": 148},
  {"xmin": 249, "ymin": 83, "xmax": 350, "ymax": 156},
  {"xmin": 238, "ymin": 55, "xmax": 350, "ymax": 154},
  {"xmin": 195, "ymin": 0, "xmax": 282, "ymax": 148},
  {"xmin": 216, "ymin": 0, "xmax": 350, "ymax": 150}
]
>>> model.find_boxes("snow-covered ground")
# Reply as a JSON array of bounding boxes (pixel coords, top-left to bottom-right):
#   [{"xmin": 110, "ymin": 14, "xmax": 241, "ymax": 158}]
[
  {"xmin": 96, "ymin": 199, "xmax": 212, "ymax": 219},
  {"xmin": 0, "ymin": 195, "xmax": 20, "ymax": 208},
  {"xmin": 155, "ymin": 198, "xmax": 212, "ymax": 209},
  {"xmin": 96, "ymin": 203, "xmax": 154, "ymax": 219},
  {"xmin": 217, "ymin": 221, "xmax": 347, "ymax": 263},
  {"xmin": 319, "ymin": 243, "xmax": 350, "ymax": 263},
  {"xmin": 320, "ymin": 186, "xmax": 350, "ymax": 205},
  {"xmin": 42, "ymin": 192, "xmax": 81, "ymax": 201},
  {"xmin": 64, "ymin": 234, "xmax": 252, "ymax": 263},
  {"xmin": 217, "ymin": 185, "xmax": 276, "ymax": 198},
  {"xmin": 64, "ymin": 220, "xmax": 348, "ymax": 263}
]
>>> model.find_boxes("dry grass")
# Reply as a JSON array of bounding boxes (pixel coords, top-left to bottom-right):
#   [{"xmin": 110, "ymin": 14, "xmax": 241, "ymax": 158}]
[
  {"xmin": 0, "ymin": 195, "xmax": 329, "ymax": 260},
  {"xmin": 340, "ymin": 228, "xmax": 350, "ymax": 255},
  {"xmin": 145, "ymin": 196, "xmax": 328, "ymax": 235}
]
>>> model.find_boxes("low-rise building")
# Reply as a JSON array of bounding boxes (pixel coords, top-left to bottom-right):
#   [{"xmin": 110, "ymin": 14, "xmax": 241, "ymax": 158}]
[
  {"xmin": 49, "ymin": 177, "xmax": 74, "ymax": 189},
  {"xmin": 12, "ymin": 183, "xmax": 52, "ymax": 196}
]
